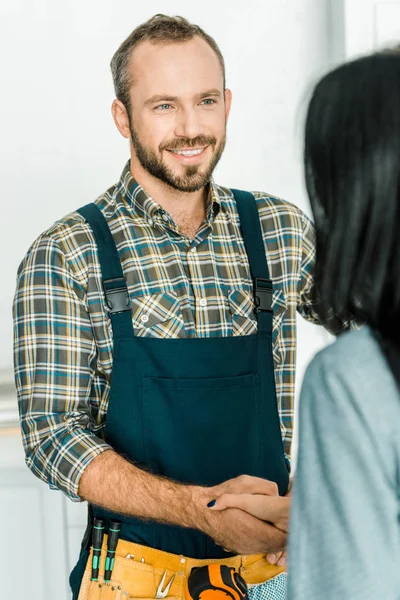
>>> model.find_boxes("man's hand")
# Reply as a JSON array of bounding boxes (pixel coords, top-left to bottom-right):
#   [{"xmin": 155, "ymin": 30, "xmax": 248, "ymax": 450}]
[
  {"xmin": 203, "ymin": 505, "xmax": 287, "ymax": 555},
  {"xmin": 266, "ymin": 477, "xmax": 293, "ymax": 568},
  {"xmin": 193, "ymin": 475, "xmax": 287, "ymax": 555},
  {"xmin": 199, "ymin": 474, "xmax": 292, "ymax": 564}
]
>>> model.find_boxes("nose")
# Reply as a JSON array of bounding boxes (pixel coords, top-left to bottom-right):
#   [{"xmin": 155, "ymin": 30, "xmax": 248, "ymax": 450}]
[{"xmin": 174, "ymin": 106, "xmax": 204, "ymax": 140}]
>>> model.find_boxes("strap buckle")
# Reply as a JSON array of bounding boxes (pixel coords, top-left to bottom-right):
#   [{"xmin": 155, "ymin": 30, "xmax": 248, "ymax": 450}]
[
  {"xmin": 103, "ymin": 277, "xmax": 131, "ymax": 315},
  {"xmin": 254, "ymin": 278, "xmax": 273, "ymax": 312}
]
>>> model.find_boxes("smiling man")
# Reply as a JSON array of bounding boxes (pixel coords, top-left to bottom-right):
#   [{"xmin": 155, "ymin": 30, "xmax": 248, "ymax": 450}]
[
  {"xmin": 13, "ymin": 14, "xmax": 325, "ymax": 600},
  {"xmin": 112, "ymin": 27, "xmax": 230, "ymax": 240}
]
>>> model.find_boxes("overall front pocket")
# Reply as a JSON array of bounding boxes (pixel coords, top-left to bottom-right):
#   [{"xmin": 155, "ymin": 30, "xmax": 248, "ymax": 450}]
[{"xmin": 142, "ymin": 373, "xmax": 263, "ymax": 486}]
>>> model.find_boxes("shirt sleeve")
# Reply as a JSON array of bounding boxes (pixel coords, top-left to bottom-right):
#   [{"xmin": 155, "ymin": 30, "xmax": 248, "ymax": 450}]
[
  {"xmin": 296, "ymin": 212, "xmax": 358, "ymax": 333},
  {"xmin": 296, "ymin": 212, "xmax": 320, "ymax": 324},
  {"xmin": 287, "ymin": 350, "xmax": 400, "ymax": 599},
  {"xmin": 13, "ymin": 233, "xmax": 112, "ymax": 502}
]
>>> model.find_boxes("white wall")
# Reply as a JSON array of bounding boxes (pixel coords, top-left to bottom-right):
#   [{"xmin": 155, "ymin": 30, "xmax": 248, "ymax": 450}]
[
  {"xmin": 342, "ymin": 0, "xmax": 400, "ymax": 58},
  {"xmin": 1, "ymin": 0, "xmax": 332, "ymax": 371}
]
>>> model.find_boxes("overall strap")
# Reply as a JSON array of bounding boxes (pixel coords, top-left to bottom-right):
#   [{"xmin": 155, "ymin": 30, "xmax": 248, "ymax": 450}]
[
  {"xmin": 231, "ymin": 189, "xmax": 273, "ymax": 334},
  {"xmin": 77, "ymin": 203, "xmax": 134, "ymax": 339}
]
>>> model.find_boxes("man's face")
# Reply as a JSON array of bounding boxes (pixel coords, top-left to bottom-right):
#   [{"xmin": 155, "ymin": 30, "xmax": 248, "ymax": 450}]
[{"xmin": 123, "ymin": 37, "xmax": 231, "ymax": 192}]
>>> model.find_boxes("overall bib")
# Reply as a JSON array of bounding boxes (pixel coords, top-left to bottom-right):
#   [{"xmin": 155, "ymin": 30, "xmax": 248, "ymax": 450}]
[{"xmin": 70, "ymin": 189, "xmax": 289, "ymax": 598}]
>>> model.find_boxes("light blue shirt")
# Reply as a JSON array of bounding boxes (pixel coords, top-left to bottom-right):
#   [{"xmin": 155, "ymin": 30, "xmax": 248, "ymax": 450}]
[{"xmin": 287, "ymin": 326, "xmax": 400, "ymax": 599}]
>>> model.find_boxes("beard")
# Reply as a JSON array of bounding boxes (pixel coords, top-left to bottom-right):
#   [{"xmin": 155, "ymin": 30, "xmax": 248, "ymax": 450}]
[{"xmin": 128, "ymin": 114, "xmax": 226, "ymax": 193}]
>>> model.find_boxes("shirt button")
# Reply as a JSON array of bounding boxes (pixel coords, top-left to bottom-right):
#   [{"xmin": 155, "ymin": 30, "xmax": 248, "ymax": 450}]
[
  {"xmin": 199, "ymin": 298, "xmax": 207, "ymax": 307},
  {"xmin": 162, "ymin": 213, "xmax": 169, "ymax": 222},
  {"xmin": 147, "ymin": 218, "xmax": 153, "ymax": 227},
  {"xmin": 190, "ymin": 246, "xmax": 197, "ymax": 253},
  {"xmin": 141, "ymin": 314, "xmax": 149, "ymax": 323}
]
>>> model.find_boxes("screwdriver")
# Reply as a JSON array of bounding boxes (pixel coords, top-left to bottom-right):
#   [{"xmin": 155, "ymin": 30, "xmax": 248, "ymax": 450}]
[
  {"xmin": 91, "ymin": 518, "xmax": 104, "ymax": 581},
  {"xmin": 104, "ymin": 520, "xmax": 121, "ymax": 583}
]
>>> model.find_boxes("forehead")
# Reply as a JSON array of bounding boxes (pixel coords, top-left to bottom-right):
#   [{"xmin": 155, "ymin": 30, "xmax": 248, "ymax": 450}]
[{"xmin": 128, "ymin": 37, "xmax": 224, "ymax": 98}]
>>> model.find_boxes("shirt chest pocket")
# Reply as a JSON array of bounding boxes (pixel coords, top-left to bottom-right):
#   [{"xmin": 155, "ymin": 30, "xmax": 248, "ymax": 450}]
[
  {"xmin": 228, "ymin": 289, "xmax": 258, "ymax": 336},
  {"xmin": 228, "ymin": 288, "xmax": 287, "ymax": 366},
  {"xmin": 130, "ymin": 291, "xmax": 185, "ymax": 338}
]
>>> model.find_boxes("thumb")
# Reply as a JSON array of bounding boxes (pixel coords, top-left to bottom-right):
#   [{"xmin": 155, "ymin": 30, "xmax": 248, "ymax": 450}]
[{"xmin": 207, "ymin": 493, "xmax": 245, "ymax": 511}]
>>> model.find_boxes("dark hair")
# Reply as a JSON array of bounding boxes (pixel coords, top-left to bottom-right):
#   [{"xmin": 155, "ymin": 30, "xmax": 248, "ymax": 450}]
[
  {"xmin": 304, "ymin": 48, "xmax": 400, "ymax": 339},
  {"xmin": 110, "ymin": 14, "xmax": 226, "ymax": 111}
]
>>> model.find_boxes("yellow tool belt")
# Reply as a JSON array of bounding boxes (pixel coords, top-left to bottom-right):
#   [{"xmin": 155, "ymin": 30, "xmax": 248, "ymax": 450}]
[{"xmin": 78, "ymin": 537, "xmax": 285, "ymax": 600}]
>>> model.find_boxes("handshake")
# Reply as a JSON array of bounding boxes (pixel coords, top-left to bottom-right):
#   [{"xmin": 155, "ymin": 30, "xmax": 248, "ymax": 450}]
[{"xmin": 195, "ymin": 475, "xmax": 291, "ymax": 564}]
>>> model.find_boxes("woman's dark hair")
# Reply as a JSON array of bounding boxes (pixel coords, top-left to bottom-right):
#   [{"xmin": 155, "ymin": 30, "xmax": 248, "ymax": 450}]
[{"xmin": 304, "ymin": 47, "xmax": 400, "ymax": 340}]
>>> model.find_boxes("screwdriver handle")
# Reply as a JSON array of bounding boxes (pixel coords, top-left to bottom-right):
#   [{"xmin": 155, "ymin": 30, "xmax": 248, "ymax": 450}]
[
  {"xmin": 91, "ymin": 518, "xmax": 104, "ymax": 581},
  {"xmin": 104, "ymin": 520, "xmax": 121, "ymax": 582}
]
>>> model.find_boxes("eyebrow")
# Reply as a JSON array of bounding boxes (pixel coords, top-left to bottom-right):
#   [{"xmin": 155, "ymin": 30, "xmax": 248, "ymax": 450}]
[{"xmin": 144, "ymin": 89, "xmax": 223, "ymax": 106}]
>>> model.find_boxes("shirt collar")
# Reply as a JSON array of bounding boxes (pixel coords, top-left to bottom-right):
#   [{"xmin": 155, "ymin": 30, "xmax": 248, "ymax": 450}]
[{"xmin": 117, "ymin": 160, "xmax": 221, "ymax": 224}]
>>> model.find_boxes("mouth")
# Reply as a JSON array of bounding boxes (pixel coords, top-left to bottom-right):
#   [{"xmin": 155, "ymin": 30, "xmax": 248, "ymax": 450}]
[{"xmin": 165, "ymin": 146, "xmax": 209, "ymax": 163}]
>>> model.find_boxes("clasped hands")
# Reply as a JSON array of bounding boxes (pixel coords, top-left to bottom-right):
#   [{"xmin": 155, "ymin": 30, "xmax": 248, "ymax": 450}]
[{"xmin": 200, "ymin": 475, "xmax": 291, "ymax": 567}]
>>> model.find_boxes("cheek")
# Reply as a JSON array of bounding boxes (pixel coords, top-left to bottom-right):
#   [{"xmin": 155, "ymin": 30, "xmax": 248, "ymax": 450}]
[
  {"xmin": 149, "ymin": 122, "xmax": 176, "ymax": 151},
  {"xmin": 205, "ymin": 110, "xmax": 227, "ymax": 137},
  {"xmin": 134, "ymin": 112, "xmax": 170, "ymax": 148}
]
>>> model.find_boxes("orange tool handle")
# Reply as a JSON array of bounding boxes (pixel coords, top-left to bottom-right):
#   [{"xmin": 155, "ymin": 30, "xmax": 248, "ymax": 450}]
[{"xmin": 186, "ymin": 565, "xmax": 248, "ymax": 600}]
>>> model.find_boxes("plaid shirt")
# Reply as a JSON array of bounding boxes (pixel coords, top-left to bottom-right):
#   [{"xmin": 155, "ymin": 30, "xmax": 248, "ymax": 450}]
[{"xmin": 13, "ymin": 161, "xmax": 320, "ymax": 501}]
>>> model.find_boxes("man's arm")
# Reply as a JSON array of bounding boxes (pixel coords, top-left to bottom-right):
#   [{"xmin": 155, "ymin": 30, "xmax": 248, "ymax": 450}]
[
  {"xmin": 13, "ymin": 232, "xmax": 112, "ymax": 501},
  {"xmin": 79, "ymin": 449, "xmax": 202, "ymax": 528},
  {"xmin": 79, "ymin": 452, "xmax": 287, "ymax": 554}
]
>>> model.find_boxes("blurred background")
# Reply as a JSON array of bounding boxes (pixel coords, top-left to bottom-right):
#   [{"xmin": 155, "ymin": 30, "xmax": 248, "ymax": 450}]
[{"xmin": 1, "ymin": 1, "xmax": 399, "ymax": 598}]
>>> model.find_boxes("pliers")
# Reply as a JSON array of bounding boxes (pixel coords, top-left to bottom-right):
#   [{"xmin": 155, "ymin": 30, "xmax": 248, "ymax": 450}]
[{"xmin": 155, "ymin": 570, "xmax": 175, "ymax": 598}]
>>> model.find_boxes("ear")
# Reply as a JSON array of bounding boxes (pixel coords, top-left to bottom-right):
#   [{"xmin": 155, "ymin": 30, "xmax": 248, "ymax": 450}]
[
  {"xmin": 111, "ymin": 99, "xmax": 131, "ymax": 139},
  {"xmin": 224, "ymin": 88, "xmax": 232, "ymax": 122}
]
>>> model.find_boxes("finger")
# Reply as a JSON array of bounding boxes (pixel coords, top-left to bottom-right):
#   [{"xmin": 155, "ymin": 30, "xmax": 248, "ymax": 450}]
[
  {"xmin": 277, "ymin": 551, "xmax": 287, "ymax": 568},
  {"xmin": 267, "ymin": 550, "xmax": 284, "ymax": 564},
  {"xmin": 209, "ymin": 494, "xmax": 289, "ymax": 524},
  {"xmin": 227, "ymin": 475, "xmax": 279, "ymax": 496},
  {"xmin": 208, "ymin": 493, "xmax": 262, "ymax": 513},
  {"xmin": 267, "ymin": 550, "xmax": 287, "ymax": 567}
]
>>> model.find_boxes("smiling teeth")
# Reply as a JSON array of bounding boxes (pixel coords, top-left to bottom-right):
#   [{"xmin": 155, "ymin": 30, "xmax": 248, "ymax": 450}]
[{"xmin": 173, "ymin": 149, "xmax": 204, "ymax": 156}]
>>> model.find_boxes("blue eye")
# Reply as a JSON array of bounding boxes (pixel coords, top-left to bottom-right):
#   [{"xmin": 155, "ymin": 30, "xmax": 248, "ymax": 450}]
[
  {"xmin": 157, "ymin": 104, "xmax": 172, "ymax": 110},
  {"xmin": 202, "ymin": 99, "xmax": 216, "ymax": 105}
]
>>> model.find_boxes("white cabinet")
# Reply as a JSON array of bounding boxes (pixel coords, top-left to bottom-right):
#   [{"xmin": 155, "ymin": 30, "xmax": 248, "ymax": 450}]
[
  {"xmin": 64, "ymin": 492, "xmax": 88, "ymax": 575},
  {"xmin": 0, "ymin": 432, "xmax": 87, "ymax": 600}
]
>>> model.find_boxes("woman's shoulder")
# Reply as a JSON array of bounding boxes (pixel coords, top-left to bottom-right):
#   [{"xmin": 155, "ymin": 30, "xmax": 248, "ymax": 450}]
[
  {"xmin": 303, "ymin": 326, "xmax": 400, "ymax": 443},
  {"xmin": 307, "ymin": 325, "xmax": 392, "ymax": 384}
]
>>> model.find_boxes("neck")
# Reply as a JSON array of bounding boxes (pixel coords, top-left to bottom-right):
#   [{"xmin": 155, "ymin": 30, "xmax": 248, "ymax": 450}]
[{"xmin": 130, "ymin": 155, "xmax": 208, "ymax": 219}]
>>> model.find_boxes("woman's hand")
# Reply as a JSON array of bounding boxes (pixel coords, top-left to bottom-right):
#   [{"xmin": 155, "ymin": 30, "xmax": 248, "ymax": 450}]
[
  {"xmin": 208, "ymin": 493, "xmax": 290, "ymax": 533},
  {"xmin": 208, "ymin": 493, "xmax": 290, "ymax": 568}
]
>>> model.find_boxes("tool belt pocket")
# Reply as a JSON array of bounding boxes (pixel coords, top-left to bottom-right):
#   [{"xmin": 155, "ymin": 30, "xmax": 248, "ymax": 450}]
[
  {"xmin": 86, "ymin": 580, "xmax": 122, "ymax": 600},
  {"xmin": 78, "ymin": 554, "xmax": 124, "ymax": 600}
]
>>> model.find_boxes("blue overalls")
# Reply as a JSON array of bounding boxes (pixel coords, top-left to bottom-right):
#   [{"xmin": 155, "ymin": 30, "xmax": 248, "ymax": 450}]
[{"xmin": 70, "ymin": 189, "xmax": 289, "ymax": 598}]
